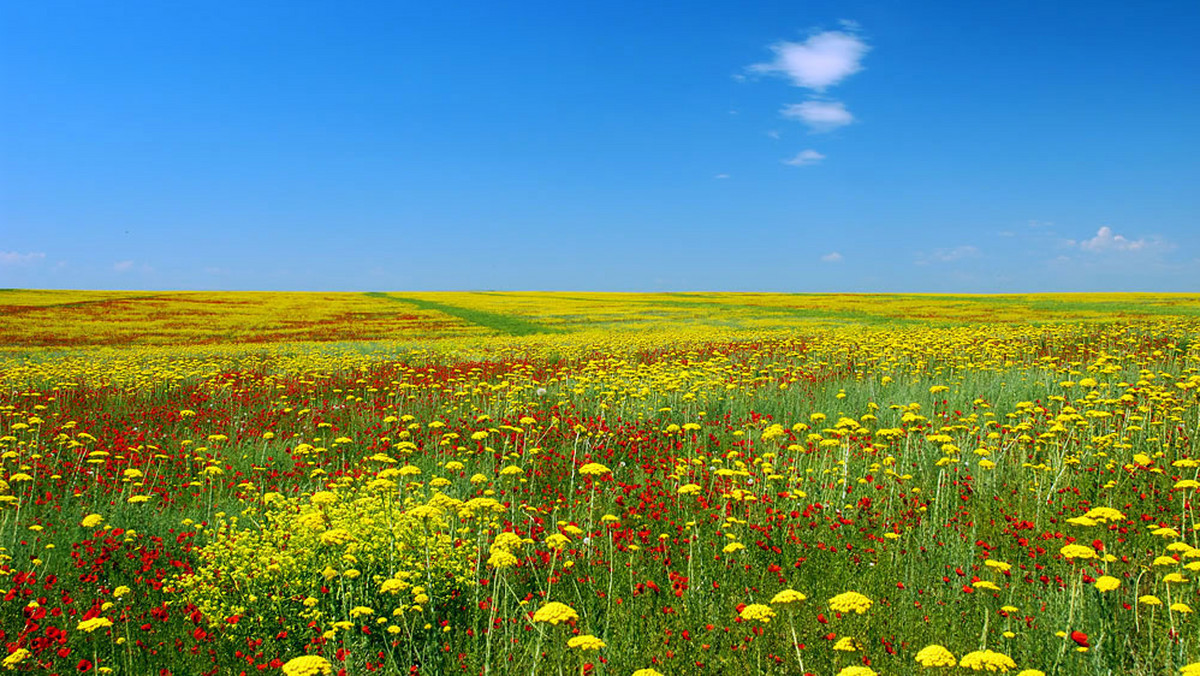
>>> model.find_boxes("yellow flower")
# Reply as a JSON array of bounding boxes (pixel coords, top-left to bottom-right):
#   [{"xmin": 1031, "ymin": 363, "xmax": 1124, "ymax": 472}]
[
  {"xmin": 1016, "ymin": 671, "xmax": 1046, "ymax": 676},
  {"xmin": 973, "ymin": 581, "xmax": 1001, "ymax": 591},
  {"xmin": 1094, "ymin": 576, "xmax": 1120, "ymax": 592},
  {"xmin": 722, "ymin": 542, "xmax": 745, "ymax": 554},
  {"xmin": 566, "ymin": 634, "xmax": 605, "ymax": 651},
  {"xmin": 281, "ymin": 655, "xmax": 333, "ymax": 676},
  {"xmin": 1181, "ymin": 662, "xmax": 1200, "ymax": 676},
  {"xmin": 349, "ymin": 606, "xmax": 374, "ymax": 619},
  {"xmin": 959, "ymin": 649, "xmax": 1017, "ymax": 672},
  {"xmin": 1083, "ymin": 507, "xmax": 1125, "ymax": 522},
  {"xmin": 1139, "ymin": 595, "xmax": 1163, "ymax": 606},
  {"xmin": 770, "ymin": 589, "xmax": 807, "ymax": 606},
  {"xmin": 833, "ymin": 636, "xmax": 861, "ymax": 652},
  {"xmin": 310, "ymin": 491, "xmax": 338, "ymax": 506},
  {"xmin": 678, "ymin": 483, "xmax": 701, "ymax": 495},
  {"xmin": 2, "ymin": 648, "xmax": 31, "ymax": 669},
  {"xmin": 915, "ymin": 644, "xmax": 957, "ymax": 667},
  {"xmin": 829, "ymin": 591, "xmax": 873, "ymax": 615},
  {"xmin": 81, "ymin": 513, "xmax": 103, "ymax": 528},
  {"xmin": 531, "ymin": 601, "xmax": 578, "ymax": 625},
  {"xmin": 1170, "ymin": 602, "xmax": 1193, "ymax": 614},
  {"xmin": 1059, "ymin": 544, "xmax": 1096, "ymax": 560},
  {"xmin": 113, "ymin": 586, "xmax": 131, "ymax": 598},
  {"xmin": 739, "ymin": 603, "xmax": 776, "ymax": 623},
  {"xmin": 835, "ymin": 668, "xmax": 878, "ymax": 676},
  {"xmin": 487, "ymin": 549, "xmax": 519, "ymax": 569},
  {"xmin": 579, "ymin": 463, "xmax": 610, "ymax": 476},
  {"xmin": 76, "ymin": 617, "xmax": 113, "ymax": 633},
  {"xmin": 631, "ymin": 670, "xmax": 665, "ymax": 676}
]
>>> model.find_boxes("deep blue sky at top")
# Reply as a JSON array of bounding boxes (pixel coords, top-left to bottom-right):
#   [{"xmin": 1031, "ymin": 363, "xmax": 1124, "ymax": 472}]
[{"xmin": 2, "ymin": 0, "xmax": 1197, "ymax": 292}]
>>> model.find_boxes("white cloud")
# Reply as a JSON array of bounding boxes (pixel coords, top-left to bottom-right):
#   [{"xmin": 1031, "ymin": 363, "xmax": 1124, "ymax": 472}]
[
  {"xmin": 782, "ymin": 149, "xmax": 826, "ymax": 166},
  {"xmin": 781, "ymin": 100, "xmax": 853, "ymax": 132},
  {"xmin": 821, "ymin": 251, "xmax": 844, "ymax": 263},
  {"xmin": 766, "ymin": 130, "xmax": 781, "ymax": 140},
  {"xmin": 917, "ymin": 245, "xmax": 980, "ymax": 265},
  {"xmin": 932, "ymin": 245, "xmax": 979, "ymax": 262},
  {"xmin": 1078, "ymin": 226, "xmax": 1153, "ymax": 253},
  {"xmin": 113, "ymin": 260, "xmax": 135, "ymax": 272},
  {"xmin": 0, "ymin": 251, "xmax": 45, "ymax": 266},
  {"xmin": 714, "ymin": 173, "xmax": 731, "ymax": 179},
  {"xmin": 749, "ymin": 30, "xmax": 869, "ymax": 91}
]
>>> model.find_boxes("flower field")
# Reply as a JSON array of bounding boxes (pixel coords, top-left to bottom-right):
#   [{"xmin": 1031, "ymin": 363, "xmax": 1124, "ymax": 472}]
[{"xmin": 1, "ymin": 291, "xmax": 1199, "ymax": 675}]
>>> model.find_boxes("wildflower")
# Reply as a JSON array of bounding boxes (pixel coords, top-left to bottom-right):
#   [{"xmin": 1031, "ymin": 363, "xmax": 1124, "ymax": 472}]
[
  {"xmin": 1094, "ymin": 576, "xmax": 1120, "ymax": 592},
  {"xmin": 828, "ymin": 591, "xmax": 873, "ymax": 615},
  {"xmin": 532, "ymin": 601, "xmax": 579, "ymax": 625},
  {"xmin": 546, "ymin": 533, "xmax": 571, "ymax": 550},
  {"xmin": 349, "ymin": 606, "xmax": 374, "ymax": 619},
  {"xmin": 1139, "ymin": 595, "xmax": 1163, "ymax": 606},
  {"xmin": 770, "ymin": 589, "xmax": 807, "ymax": 606},
  {"xmin": 81, "ymin": 513, "xmax": 103, "ymax": 528},
  {"xmin": 310, "ymin": 491, "xmax": 338, "ymax": 506},
  {"xmin": 678, "ymin": 483, "xmax": 701, "ymax": 495},
  {"xmin": 579, "ymin": 462, "xmax": 610, "ymax": 476},
  {"xmin": 631, "ymin": 670, "xmax": 665, "ymax": 676},
  {"xmin": 1016, "ymin": 671, "xmax": 1046, "ymax": 676},
  {"xmin": 1182, "ymin": 662, "xmax": 1200, "ymax": 675},
  {"xmin": 77, "ymin": 617, "xmax": 113, "ymax": 633},
  {"xmin": 2, "ymin": 648, "xmax": 31, "ymax": 669},
  {"xmin": 915, "ymin": 644, "xmax": 957, "ymax": 667},
  {"xmin": 739, "ymin": 603, "xmax": 776, "ymax": 623},
  {"xmin": 281, "ymin": 655, "xmax": 333, "ymax": 676},
  {"xmin": 833, "ymin": 636, "xmax": 861, "ymax": 652},
  {"xmin": 488, "ymin": 550, "xmax": 519, "ymax": 568},
  {"xmin": 1171, "ymin": 603, "xmax": 1193, "ymax": 614},
  {"xmin": 959, "ymin": 649, "xmax": 1017, "ymax": 672},
  {"xmin": 566, "ymin": 634, "xmax": 605, "ymax": 650},
  {"xmin": 723, "ymin": 542, "xmax": 745, "ymax": 554},
  {"xmin": 1163, "ymin": 573, "xmax": 1189, "ymax": 584},
  {"xmin": 836, "ymin": 667, "xmax": 878, "ymax": 676},
  {"xmin": 113, "ymin": 586, "xmax": 131, "ymax": 598},
  {"xmin": 1059, "ymin": 544, "xmax": 1096, "ymax": 560},
  {"xmin": 319, "ymin": 529, "xmax": 354, "ymax": 546}
]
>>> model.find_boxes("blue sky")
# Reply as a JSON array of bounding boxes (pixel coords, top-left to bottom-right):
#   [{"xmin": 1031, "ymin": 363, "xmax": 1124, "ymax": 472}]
[{"xmin": 2, "ymin": 0, "xmax": 1198, "ymax": 292}]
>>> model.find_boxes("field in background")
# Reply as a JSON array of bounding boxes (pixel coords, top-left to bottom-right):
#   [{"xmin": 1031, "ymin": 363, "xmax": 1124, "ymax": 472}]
[
  {"xmin": 1, "ymin": 292, "xmax": 1199, "ymax": 675},
  {"xmin": 4, "ymin": 289, "xmax": 1200, "ymax": 346}
]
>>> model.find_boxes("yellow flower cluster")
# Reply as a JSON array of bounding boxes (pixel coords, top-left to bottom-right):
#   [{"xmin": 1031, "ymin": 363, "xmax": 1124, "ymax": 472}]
[
  {"xmin": 828, "ymin": 591, "xmax": 873, "ymax": 615},
  {"xmin": 532, "ymin": 601, "xmax": 579, "ymax": 625},
  {"xmin": 959, "ymin": 650, "xmax": 1017, "ymax": 672},
  {"xmin": 915, "ymin": 644, "xmax": 957, "ymax": 667},
  {"xmin": 739, "ymin": 603, "xmax": 776, "ymax": 623}
]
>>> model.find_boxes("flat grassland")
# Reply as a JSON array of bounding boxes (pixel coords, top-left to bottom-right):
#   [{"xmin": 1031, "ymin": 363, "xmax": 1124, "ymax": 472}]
[{"xmin": 1, "ymin": 291, "xmax": 1198, "ymax": 675}]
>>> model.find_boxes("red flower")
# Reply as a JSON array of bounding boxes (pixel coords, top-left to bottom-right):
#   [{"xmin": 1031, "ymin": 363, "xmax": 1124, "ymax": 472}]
[{"xmin": 1070, "ymin": 630, "xmax": 1090, "ymax": 648}]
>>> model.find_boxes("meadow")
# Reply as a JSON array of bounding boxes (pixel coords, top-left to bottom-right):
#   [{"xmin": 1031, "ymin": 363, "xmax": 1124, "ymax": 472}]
[{"xmin": 1, "ymin": 290, "xmax": 1199, "ymax": 676}]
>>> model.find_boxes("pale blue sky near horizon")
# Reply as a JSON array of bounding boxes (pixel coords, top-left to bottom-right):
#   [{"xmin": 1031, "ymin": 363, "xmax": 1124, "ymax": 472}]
[{"xmin": 2, "ymin": 1, "xmax": 1198, "ymax": 293}]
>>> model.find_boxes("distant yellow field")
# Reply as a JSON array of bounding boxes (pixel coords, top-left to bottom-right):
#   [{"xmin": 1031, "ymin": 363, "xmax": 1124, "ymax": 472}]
[{"xmin": 2, "ymin": 289, "xmax": 1199, "ymax": 347}]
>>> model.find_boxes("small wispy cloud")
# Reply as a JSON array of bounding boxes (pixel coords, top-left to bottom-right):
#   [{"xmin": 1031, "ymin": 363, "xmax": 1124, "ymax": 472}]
[
  {"xmin": 0, "ymin": 251, "xmax": 45, "ymax": 266},
  {"xmin": 781, "ymin": 100, "xmax": 853, "ymax": 132},
  {"xmin": 917, "ymin": 245, "xmax": 980, "ymax": 265},
  {"xmin": 782, "ymin": 149, "xmax": 826, "ymax": 166},
  {"xmin": 113, "ymin": 260, "xmax": 135, "ymax": 273},
  {"xmin": 821, "ymin": 251, "xmax": 844, "ymax": 263},
  {"xmin": 714, "ymin": 173, "xmax": 731, "ymax": 179},
  {"xmin": 748, "ymin": 30, "xmax": 869, "ymax": 91}
]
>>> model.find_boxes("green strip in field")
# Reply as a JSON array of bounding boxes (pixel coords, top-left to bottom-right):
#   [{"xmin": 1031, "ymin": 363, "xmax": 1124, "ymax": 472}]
[{"xmin": 366, "ymin": 292, "xmax": 562, "ymax": 336}]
